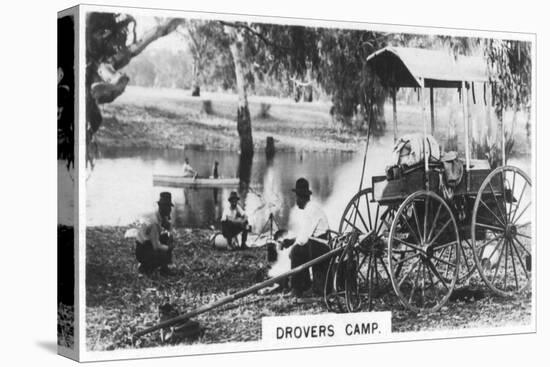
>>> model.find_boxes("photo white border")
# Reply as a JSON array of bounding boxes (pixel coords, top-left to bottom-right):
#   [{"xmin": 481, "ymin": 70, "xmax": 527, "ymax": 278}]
[{"xmin": 75, "ymin": 3, "xmax": 537, "ymax": 362}]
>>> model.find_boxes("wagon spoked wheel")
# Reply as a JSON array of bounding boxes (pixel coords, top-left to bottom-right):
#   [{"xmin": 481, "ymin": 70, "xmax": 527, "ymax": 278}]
[
  {"xmin": 388, "ymin": 191, "xmax": 460, "ymax": 313},
  {"xmin": 324, "ymin": 235, "xmax": 349, "ymax": 313},
  {"xmin": 339, "ymin": 188, "xmax": 394, "ymax": 311},
  {"xmin": 472, "ymin": 166, "xmax": 532, "ymax": 296},
  {"xmin": 324, "ymin": 254, "xmax": 347, "ymax": 313}
]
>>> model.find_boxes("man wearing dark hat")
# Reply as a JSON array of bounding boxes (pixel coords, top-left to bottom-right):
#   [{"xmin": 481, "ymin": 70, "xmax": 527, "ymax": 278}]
[
  {"xmin": 220, "ymin": 191, "xmax": 249, "ymax": 249},
  {"xmin": 135, "ymin": 192, "xmax": 177, "ymax": 276},
  {"xmin": 288, "ymin": 178, "xmax": 330, "ymax": 297}
]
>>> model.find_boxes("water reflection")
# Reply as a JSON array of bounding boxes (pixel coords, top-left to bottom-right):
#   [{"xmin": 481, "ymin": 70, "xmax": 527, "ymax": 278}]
[{"xmin": 86, "ymin": 147, "xmax": 356, "ymax": 229}]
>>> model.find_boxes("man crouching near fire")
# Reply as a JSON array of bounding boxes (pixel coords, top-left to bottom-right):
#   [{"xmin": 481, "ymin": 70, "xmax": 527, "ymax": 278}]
[
  {"xmin": 288, "ymin": 178, "xmax": 330, "ymax": 298},
  {"xmin": 135, "ymin": 192, "xmax": 177, "ymax": 276}
]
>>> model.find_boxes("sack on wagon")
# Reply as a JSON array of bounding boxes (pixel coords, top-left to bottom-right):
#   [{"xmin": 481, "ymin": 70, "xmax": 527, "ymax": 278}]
[{"xmin": 386, "ymin": 133, "xmax": 441, "ymax": 180}]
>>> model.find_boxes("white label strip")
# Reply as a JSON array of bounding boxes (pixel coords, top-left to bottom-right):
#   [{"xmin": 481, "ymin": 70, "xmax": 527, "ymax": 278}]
[{"xmin": 262, "ymin": 312, "xmax": 391, "ymax": 347}]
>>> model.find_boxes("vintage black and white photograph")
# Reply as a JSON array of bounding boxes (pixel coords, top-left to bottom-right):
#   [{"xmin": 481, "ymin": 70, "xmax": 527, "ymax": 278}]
[{"xmin": 79, "ymin": 6, "xmax": 534, "ymax": 354}]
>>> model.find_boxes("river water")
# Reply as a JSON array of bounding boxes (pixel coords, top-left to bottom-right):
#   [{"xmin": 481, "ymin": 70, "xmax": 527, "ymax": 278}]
[
  {"xmin": 85, "ymin": 147, "xmax": 358, "ymax": 230},
  {"xmin": 75, "ymin": 142, "xmax": 531, "ymax": 232}
]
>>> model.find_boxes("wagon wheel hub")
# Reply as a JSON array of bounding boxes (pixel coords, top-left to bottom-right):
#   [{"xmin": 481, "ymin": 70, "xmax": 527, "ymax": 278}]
[
  {"xmin": 504, "ymin": 224, "xmax": 517, "ymax": 239},
  {"xmin": 357, "ymin": 233, "xmax": 385, "ymax": 256},
  {"xmin": 424, "ymin": 244, "xmax": 434, "ymax": 259}
]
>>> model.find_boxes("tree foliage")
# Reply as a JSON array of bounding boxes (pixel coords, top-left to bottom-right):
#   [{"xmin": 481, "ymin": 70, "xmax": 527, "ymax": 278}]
[
  {"xmin": 178, "ymin": 20, "xmax": 233, "ymax": 95},
  {"xmin": 63, "ymin": 11, "xmax": 531, "ymax": 173},
  {"xmin": 484, "ymin": 39, "xmax": 532, "ymax": 135},
  {"xmin": 124, "ymin": 48, "xmax": 194, "ymax": 88},
  {"xmin": 316, "ymin": 29, "xmax": 389, "ymax": 132}
]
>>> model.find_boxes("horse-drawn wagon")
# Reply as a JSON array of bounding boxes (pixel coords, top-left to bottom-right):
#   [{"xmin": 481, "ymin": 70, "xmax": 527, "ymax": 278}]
[{"xmin": 325, "ymin": 46, "xmax": 532, "ymax": 313}]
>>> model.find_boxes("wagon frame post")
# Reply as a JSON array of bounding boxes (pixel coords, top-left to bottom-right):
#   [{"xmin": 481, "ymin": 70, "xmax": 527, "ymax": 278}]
[
  {"xmin": 462, "ymin": 81, "xmax": 471, "ymax": 173},
  {"xmin": 502, "ymin": 92, "xmax": 506, "ymax": 166},
  {"xmin": 392, "ymin": 86, "xmax": 398, "ymax": 143},
  {"xmin": 419, "ymin": 81, "xmax": 429, "ymax": 189},
  {"xmin": 430, "ymin": 87, "xmax": 435, "ymax": 135}
]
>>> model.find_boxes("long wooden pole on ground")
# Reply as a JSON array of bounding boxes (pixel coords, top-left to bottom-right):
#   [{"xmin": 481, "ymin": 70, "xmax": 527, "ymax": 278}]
[{"xmin": 133, "ymin": 241, "xmax": 346, "ymax": 339}]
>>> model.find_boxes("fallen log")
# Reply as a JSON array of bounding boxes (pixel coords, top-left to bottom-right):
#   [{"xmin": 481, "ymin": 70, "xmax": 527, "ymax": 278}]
[{"xmin": 133, "ymin": 237, "xmax": 347, "ymax": 340}]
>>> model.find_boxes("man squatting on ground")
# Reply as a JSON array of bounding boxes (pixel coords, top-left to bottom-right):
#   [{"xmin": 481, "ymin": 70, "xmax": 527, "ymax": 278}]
[
  {"xmin": 135, "ymin": 192, "xmax": 177, "ymax": 276},
  {"xmin": 221, "ymin": 191, "xmax": 250, "ymax": 250},
  {"xmin": 288, "ymin": 178, "xmax": 330, "ymax": 297}
]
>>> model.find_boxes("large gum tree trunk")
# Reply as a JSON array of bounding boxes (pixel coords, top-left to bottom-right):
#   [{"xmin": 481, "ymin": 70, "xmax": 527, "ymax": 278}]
[
  {"xmin": 227, "ymin": 26, "xmax": 254, "ymax": 159},
  {"xmin": 191, "ymin": 57, "xmax": 201, "ymax": 97},
  {"xmin": 303, "ymin": 64, "xmax": 313, "ymax": 102}
]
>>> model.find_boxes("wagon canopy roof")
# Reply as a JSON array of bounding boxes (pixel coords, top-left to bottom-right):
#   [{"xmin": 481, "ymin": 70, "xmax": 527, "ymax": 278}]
[{"xmin": 366, "ymin": 46, "xmax": 488, "ymax": 88}]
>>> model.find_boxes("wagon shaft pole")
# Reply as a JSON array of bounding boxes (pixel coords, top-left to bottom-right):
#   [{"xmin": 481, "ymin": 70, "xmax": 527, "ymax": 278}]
[{"xmin": 133, "ymin": 240, "xmax": 345, "ymax": 339}]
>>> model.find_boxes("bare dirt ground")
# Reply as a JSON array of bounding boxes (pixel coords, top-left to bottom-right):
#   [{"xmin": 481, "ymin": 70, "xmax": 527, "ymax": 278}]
[{"xmin": 86, "ymin": 226, "xmax": 531, "ymax": 351}]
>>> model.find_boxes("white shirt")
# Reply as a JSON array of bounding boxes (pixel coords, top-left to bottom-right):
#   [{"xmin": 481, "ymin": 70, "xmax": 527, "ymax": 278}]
[
  {"xmin": 292, "ymin": 201, "xmax": 329, "ymax": 245},
  {"xmin": 182, "ymin": 162, "xmax": 196, "ymax": 177},
  {"xmin": 136, "ymin": 212, "xmax": 174, "ymax": 250},
  {"xmin": 221, "ymin": 204, "xmax": 246, "ymax": 221}
]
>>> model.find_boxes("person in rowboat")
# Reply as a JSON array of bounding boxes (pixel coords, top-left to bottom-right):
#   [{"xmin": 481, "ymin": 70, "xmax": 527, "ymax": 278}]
[
  {"xmin": 221, "ymin": 191, "xmax": 250, "ymax": 250},
  {"xmin": 182, "ymin": 157, "xmax": 198, "ymax": 178},
  {"xmin": 212, "ymin": 160, "xmax": 219, "ymax": 178}
]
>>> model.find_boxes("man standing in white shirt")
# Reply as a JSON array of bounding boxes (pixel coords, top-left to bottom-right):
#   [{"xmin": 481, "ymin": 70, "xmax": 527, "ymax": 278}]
[
  {"xmin": 289, "ymin": 178, "xmax": 330, "ymax": 297},
  {"xmin": 221, "ymin": 191, "xmax": 250, "ymax": 249}
]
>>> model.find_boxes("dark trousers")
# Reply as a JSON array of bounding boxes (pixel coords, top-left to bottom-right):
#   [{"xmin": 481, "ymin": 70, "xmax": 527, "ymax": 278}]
[
  {"xmin": 221, "ymin": 220, "xmax": 248, "ymax": 246},
  {"xmin": 135, "ymin": 240, "xmax": 173, "ymax": 272},
  {"xmin": 289, "ymin": 237, "xmax": 330, "ymax": 294}
]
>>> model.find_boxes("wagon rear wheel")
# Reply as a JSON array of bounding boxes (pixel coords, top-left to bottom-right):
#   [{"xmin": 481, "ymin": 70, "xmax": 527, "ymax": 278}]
[
  {"xmin": 471, "ymin": 166, "xmax": 532, "ymax": 296},
  {"xmin": 339, "ymin": 188, "xmax": 394, "ymax": 311},
  {"xmin": 388, "ymin": 191, "xmax": 460, "ymax": 313}
]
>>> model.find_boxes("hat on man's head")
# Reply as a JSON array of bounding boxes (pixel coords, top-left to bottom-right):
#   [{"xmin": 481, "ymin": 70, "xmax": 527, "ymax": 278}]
[
  {"xmin": 228, "ymin": 191, "xmax": 240, "ymax": 202},
  {"xmin": 292, "ymin": 177, "xmax": 312, "ymax": 196},
  {"xmin": 157, "ymin": 192, "xmax": 174, "ymax": 207}
]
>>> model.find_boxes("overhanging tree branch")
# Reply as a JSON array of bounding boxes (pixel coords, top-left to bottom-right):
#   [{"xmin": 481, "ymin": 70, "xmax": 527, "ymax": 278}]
[
  {"xmin": 108, "ymin": 18, "xmax": 185, "ymax": 70},
  {"xmin": 219, "ymin": 20, "xmax": 293, "ymax": 54}
]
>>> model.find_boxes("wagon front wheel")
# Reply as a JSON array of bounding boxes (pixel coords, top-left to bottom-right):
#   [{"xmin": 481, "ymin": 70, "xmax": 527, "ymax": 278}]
[
  {"xmin": 324, "ymin": 235, "xmax": 349, "ymax": 313},
  {"xmin": 471, "ymin": 166, "xmax": 532, "ymax": 296},
  {"xmin": 339, "ymin": 188, "xmax": 393, "ymax": 311},
  {"xmin": 388, "ymin": 191, "xmax": 460, "ymax": 313}
]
